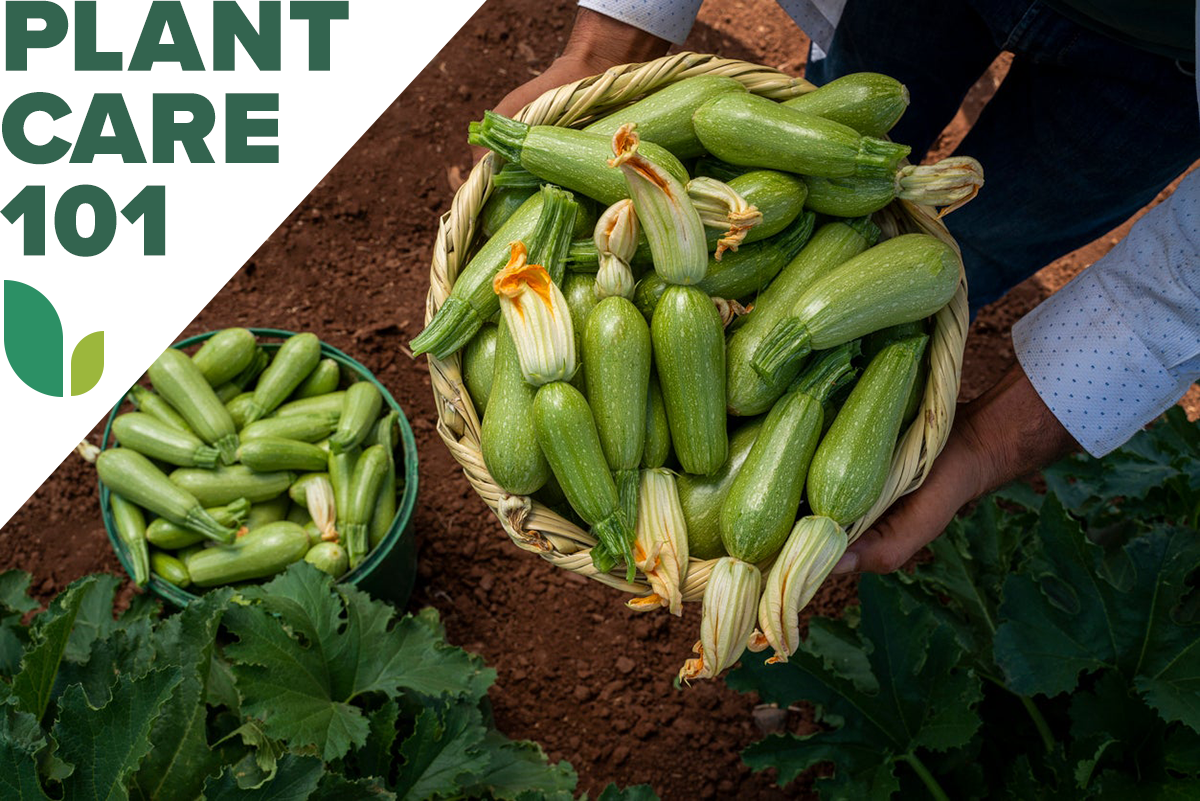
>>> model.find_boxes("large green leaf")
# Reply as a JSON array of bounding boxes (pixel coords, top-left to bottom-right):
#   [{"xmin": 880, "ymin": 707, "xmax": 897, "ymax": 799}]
[
  {"xmin": 462, "ymin": 733, "xmax": 577, "ymax": 800},
  {"xmin": 11, "ymin": 577, "xmax": 98, "ymax": 720},
  {"xmin": 730, "ymin": 576, "xmax": 982, "ymax": 797},
  {"xmin": 201, "ymin": 753, "xmax": 325, "ymax": 800},
  {"xmin": 134, "ymin": 589, "xmax": 232, "ymax": 801},
  {"xmin": 994, "ymin": 497, "xmax": 1200, "ymax": 731},
  {"xmin": 392, "ymin": 702, "xmax": 490, "ymax": 801},
  {"xmin": 223, "ymin": 564, "xmax": 493, "ymax": 761},
  {"xmin": 51, "ymin": 667, "xmax": 181, "ymax": 801},
  {"xmin": 0, "ymin": 706, "xmax": 52, "ymax": 799},
  {"xmin": 0, "ymin": 572, "xmax": 39, "ymax": 678}
]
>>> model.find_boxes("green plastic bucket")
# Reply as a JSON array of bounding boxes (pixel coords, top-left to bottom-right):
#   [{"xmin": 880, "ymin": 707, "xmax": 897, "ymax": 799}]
[{"xmin": 99, "ymin": 328, "xmax": 419, "ymax": 607}]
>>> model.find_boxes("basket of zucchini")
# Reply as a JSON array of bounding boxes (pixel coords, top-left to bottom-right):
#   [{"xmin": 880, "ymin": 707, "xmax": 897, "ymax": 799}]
[
  {"xmin": 96, "ymin": 328, "xmax": 419, "ymax": 607},
  {"xmin": 416, "ymin": 52, "xmax": 979, "ymax": 680}
]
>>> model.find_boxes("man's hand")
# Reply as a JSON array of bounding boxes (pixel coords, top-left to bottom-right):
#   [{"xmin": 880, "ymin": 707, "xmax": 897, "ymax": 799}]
[
  {"xmin": 472, "ymin": 9, "xmax": 670, "ymax": 160},
  {"xmin": 833, "ymin": 363, "xmax": 1078, "ymax": 574}
]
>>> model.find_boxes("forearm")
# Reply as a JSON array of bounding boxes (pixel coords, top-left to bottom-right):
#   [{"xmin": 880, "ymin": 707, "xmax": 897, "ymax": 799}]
[{"xmin": 563, "ymin": 7, "xmax": 671, "ymax": 72}]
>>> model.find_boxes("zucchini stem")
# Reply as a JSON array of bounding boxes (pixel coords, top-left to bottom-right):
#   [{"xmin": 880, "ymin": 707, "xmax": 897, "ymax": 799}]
[
  {"xmin": 185, "ymin": 509, "xmax": 237, "ymax": 546},
  {"xmin": 750, "ymin": 319, "xmax": 812, "ymax": 383},
  {"xmin": 493, "ymin": 162, "xmax": 542, "ymax": 189},
  {"xmin": 214, "ymin": 434, "xmax": 239, "ymax": 467},
  {"xmin": 591, "ymin": 511, "xmax": 636, "ymax": 583},
  {"xmin": 467, "ymin": 111, "xmax": 529, "ymax": 165},
  {"xmin": 854, "ymin": 136, "xmax": 912, "ymax": 179},
  {"xmin": 773, "ymin": 211, "xmax": 817, "ymax": 263},
  {"xmin": 897, "ymin": 753, "xmax": 950, "ymax": 801},
  {"xmin": 410, "ymin": 297, "xmax": 484, "ymax": 359},
  {"xmin": 525, "ymin": 186, "xmax": 579, "ymax": 286},
  {"xmin": 615, "ymin": 468, "xmax": 639, "ymax": 541},
  {"xmin": 843, "ymin": 215, "xmax": 882, "ymax": 246},
  {"xmin": 791, "ymin": 341, "xmax": 860, "ymax": 402}
]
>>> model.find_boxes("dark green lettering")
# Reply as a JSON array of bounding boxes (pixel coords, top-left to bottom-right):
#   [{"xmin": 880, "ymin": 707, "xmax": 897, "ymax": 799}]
[
  {"xmin": 74, "ymin": 1, "xmax": 121, "ymax": 70},
  {"xmin": 6, "ymin": 1, "xmax": 68, "ymax": 70},
  {"xmin": 226, "ymin": 93, "xmax": 279, "ymax": 163},
  {"xmin": 71, "ymin": 94, "xmax": 146, "ymax": 163},
  {"xmin": 152, "ymin": 94, "xmax": 216, "ymax": 163},
  {"xmin": 2, "ymin": 93, "xmax": 72, "ymax": 165},
  {"xmin": 289, "ymin": 1, "xmax": 348, "ymax": 71},
  {"xmin": 214, "ymin": 1, "xmax": 282, "ymax": 71},
  {"xmin": 56, "ymin": 185, "xmax": 117, "ymax": 257},
  {"xmin": 129, "ymin": 1, "xmax": 204, "ymax": 71}
]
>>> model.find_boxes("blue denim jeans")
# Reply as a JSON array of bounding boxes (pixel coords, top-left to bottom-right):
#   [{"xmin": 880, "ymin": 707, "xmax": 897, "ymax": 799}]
[{"xmin": 806, "ymin": 0, "xmax": 1200, "ymax": 316}]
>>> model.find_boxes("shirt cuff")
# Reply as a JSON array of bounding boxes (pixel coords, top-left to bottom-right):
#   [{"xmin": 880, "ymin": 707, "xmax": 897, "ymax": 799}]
[
  {"xmin": 1012, "ymin": 268, "xmax": 1192, "ymax": 458},
  {"xmin": 578, "ymin": 0, "xmax": 703, "ymax": 45}
]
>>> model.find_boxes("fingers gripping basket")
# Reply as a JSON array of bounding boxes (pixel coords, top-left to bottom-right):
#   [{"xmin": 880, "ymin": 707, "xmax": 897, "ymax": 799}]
[{"xmin": 423, "ymin": 52, "xmax": 969, "ymax": 600}]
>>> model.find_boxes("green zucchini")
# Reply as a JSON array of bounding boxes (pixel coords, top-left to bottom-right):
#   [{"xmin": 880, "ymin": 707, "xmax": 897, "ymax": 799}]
[
  {"xmin": 292, "ymin": 358, "xmax": 340, "ymax": 400},
  {"xmin": 288, "ymin": 472, "xmax": 330, "ymax": 505},
  {"xmin": 711, "ymin": 170, "xmax": 808, "ymax": 248},
  {"xmin": 329, "ymin": 382, "xmax": 382, "ymax": 454},
  {"xmin": 410, "ymin": 185, "xmax": 577, "ymax": 359},
  {"xmin": 468, "ymin": 112, "xmax": 689, "ymax": 207},
  {"xmin": 641, "ymin": 374, "xmax": 671, "ymax": 469},
  {"xmin": 240, "ymin": 412, "xmax": 339, "ymax": 443},
  {"xmin": 151, "ymin": 551, "xmax": 191, "ymax": 588},
  {"xmin": 480, "ymin": 320, "xmax": 550, "ymax": 495},
  {"xmin": 226, "ymin": 392, "xmax": 256, "ymax": 430},
  {"xmin": 97, "ymin": 449, "xmax": 237, "ymax": 545},
  {"xmin": 532, "ymin": 381, "xmax": 635, "ymax": 578},
  {"xmin": 112, "ymin": 412, "xmax": 220, "ymax": 469},
  {"xmin": 169, "ymin": 464, "xmax": 294, "ymax": 507},
  {"xmin": 583, "ymin": 296, "xmax": 651, "ymax": 526},
  {"xmin": 148, "ymin": 349, "xmax": 240, "ymax": 464},
  {"xmin": 186, "ymin": 521, "xmax": 310, "ymax": 587},
  {"xmin": 720, "ymin": 344, "xmax": 857, "ymax": 564},
  {"xmin": 305, "ymin": 541, "xmax": 349, "ymax": 578},
  {"xmin": 238, "ymin": 437, "xmax": 328, "ymax": 473},
  {"xmin": 807, "ymin": 335, "xmax": 928, "ymax": 525},
  {"xmin": 328, "ymin": 447, "xmax": 359, "ymax": 534},
  {"xmin": 782, "ymin": 72, "xmax": 909, "ymax": 137},
  {"xmin": 192, "ymin": 328, "xmax": 257, "ymax": 386},
  {"xmin": 270, "ymin": 391, "xmax": 346, "ymax": 419},
  {"xmin": 562, "ymin": 272, "xmax": 600, "ymax": 392},
  {"xmin": 214, "ymin": 382, "xmax": 243, "ymax": 404},
  {"xmin": 726, "ymin": 219, "xmax": 879, "ymax": 416},
  {"xmin": 243, "ymin": 333, "xmax": 322, "ymax": 425},
  {"xmin": 109, "ymin": 493, "xmax": 149, "ymax": 586},
  {"xmin": 634, "ymin": 212, "xmax": 816, "ymax": 318},
  {"xmin": 565, "ymin": 235, "xmax": 653, "ymax": 274},
  {"xmin": 146, "ymin": 498, "xmax": 250, "ymax": 550},
  {"xmin": 677, "ymin": 419, "xmax": 763, "ymax": 560},
  {"xmin": 652, "ymin": 285, "xmax": 727, "ymax": 476},
  {"xmin": 463, "ymin": 323, "xmax": 498, "ymax": 415},
  {"xmin": 127, "ymin": 385, "xmax": 193, "ymax": 434},
  {"xmin": 692, "ymin": 92, "xmax": 910, "ymax": 179},
  {"xmin": 802, "ymin": 173, "xmax": 897, "ymax": 217},
  {"xmin": 693, "ymin": 156, "xmax": 749, "ymax": 182},
  {"xmin": 368, "ymin": 412, "xmax": 400, "ymax": 549},
  {"xmin": 481, "ymin": 185, "xmax": 538, "ymax": 240},
  {"xmin": 246, "ymin": 494, "xmax": 291, "ymax": 529},
  {"xmin": 863, "ymin": 320, "xmax": 929, "ymax": 426},
  {"xmin": 583, "ymin": 75, "xmax": 748, "ymax": 159},
  {"xmin": 343, "ymin": 444, "xmax": 388, "ymax": 568},
  {"xmin": 288, "ymin": 503, "xmax": 312, "ymax": 526},
  {"xmin": 751, "ymin": 234, "xmax": 959, "ymax": 382},
  {"xmin": 302, "ymin": 520, "xmax": 322, "ymax": 545}
]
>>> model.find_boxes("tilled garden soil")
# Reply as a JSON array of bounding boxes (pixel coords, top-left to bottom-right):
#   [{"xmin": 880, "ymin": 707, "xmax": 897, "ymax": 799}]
[{"xmin": 2, "ymin": 2, "xmax": 1195, "ymax": 799}]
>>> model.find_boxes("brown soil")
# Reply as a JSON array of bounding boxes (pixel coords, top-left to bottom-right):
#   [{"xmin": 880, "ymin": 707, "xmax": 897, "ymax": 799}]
[{"xmin": 2, "ymin": 2, "xmax": 1195, "ymax": 799}]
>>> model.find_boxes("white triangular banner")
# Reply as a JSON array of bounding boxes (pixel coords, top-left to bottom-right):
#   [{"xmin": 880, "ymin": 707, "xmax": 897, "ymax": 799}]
[{"xmin": 0, "ymin": 0, "xmax": 486, "ymax": 526}]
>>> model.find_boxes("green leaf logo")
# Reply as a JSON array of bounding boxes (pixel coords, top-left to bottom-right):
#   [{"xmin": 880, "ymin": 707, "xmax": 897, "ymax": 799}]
[{"xmin": 3, "ymin": 281, "xmax": 105, "ymax": 397}]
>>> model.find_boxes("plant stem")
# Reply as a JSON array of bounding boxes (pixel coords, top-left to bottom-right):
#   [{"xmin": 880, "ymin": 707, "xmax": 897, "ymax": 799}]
[
  {"xmin": 898, "ymin": 753, "xmax": 950, "ymax": 801},
  {"xmin": 1019, "ymin": 694, "xmax": 1056, "ymax": 754}
]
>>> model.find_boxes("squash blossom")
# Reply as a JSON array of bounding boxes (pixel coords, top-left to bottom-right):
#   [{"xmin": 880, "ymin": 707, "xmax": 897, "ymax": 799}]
[
  {"xmin": 626, "ymin": 468, "xmax": 689, "ymax": 616},
  {"xmin": 609, "ymin": 124, "xmax": 709, "ymax": 286},
  {"xmin": 757, "ymin": 516, "xmax": 847, "ymax": 663},
  {"xmin": 686, "ymin": 176, "xmax": 763, "ymax": 260},
  {"xmin": 493, "ymin": 242, "xmax": 576, "ymax": 386},
  {"xmin": 593, "ymin": 199, "xmax": 640, "ymax": 300},
  {"xmin": 680, "ymin": 557, "xmax": 762, "ymax": 682},
  {"xmin": 896, "ymin": 156, "xmax": 985, "ymax": 217}
]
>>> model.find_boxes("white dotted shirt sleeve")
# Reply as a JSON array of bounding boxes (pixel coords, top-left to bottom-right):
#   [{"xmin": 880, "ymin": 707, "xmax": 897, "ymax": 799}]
[
  {"xmin": 578, "ymin": 0, "xmax": 704, "ymax": 45},
  {"xmin": 1013, "ymin": 167, "xmax": 1200, "ymax": 458}
]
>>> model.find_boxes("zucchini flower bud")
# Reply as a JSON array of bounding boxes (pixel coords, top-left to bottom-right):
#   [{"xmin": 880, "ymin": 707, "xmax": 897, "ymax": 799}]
[
  {"xmin": 493, "ymin": 242, "xmax": 577, "ymax": 386},
  {"xmin": 679, "ymin": 557, "xmax": 762, "ymax": 682},
  {"xmin": 594, "ymin": 199, "xmax": 639, "ymax": 300},
  {"xmin": 626, "ymin": 469, "xmax": 689, "ymax": 616},
  {"xmin": 896, "ymin": 156, "xmax": 985, "ymax": 217},
  {"xmin": 609, "ymin": 124, "xmax": 708, "ymax": 286},
  {"xmin": 687, "ymin": 176, "xmax": 763, "ymax": 260},
  {"xmin": 302, "ymin": 474, "xmax": 338, "ymax": 542},
  {"xmin": 757, "ymin": 516, "xmax": 847, "ymax": 663}
]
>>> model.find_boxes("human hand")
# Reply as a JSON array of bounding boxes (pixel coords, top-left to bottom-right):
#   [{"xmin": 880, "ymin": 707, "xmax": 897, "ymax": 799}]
[
  {"xmin": 832, "ymin": 363, "xmax": 1078, "ymax": 574},
  {"xmin": 472, "ymin": 8, "xmax": 670, "ymax": 161}
]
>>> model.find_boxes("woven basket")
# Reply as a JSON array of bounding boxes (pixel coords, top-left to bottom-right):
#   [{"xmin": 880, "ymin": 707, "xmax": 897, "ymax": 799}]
[{"xmin": 423, "ymin": 52, "xmax": 969, "ymax": 600}]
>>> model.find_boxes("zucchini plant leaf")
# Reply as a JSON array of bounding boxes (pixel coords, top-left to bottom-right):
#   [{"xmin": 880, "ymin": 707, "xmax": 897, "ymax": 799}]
[
  {"xmin": 132, "ymin": 589, "xmax": 232, "ymax": 801},
  {"xmin": 461, "ymin": 732, "xmax": 578, "ymax": 800},
  {"xmin": 729, "ymin": 575, "xmax": 983, "ymax": 796},
  {"xmin": 11, "ymin": 576, "xmax": 98, "ymax": 721},
  {"xmin": 0, "ymin": 706, "xmax": 52, "ymax": 800},
  {"xmin": 994, "ymin": 496, "xmax": 1200, "ymax": 731},
  {"xmin": 308, "ymin": 772, "xmax": 395, "ymax": 800},
  {"xmin": 391, "ymin": 702, "xmax": 490, "ymax": 801},
  {"xmin": 353, "ymin": 699, "xmax": 400, "ymax": 782},
  {"xmin": 223, "ymin": 564, "xmax": 494, "ymax": 762},
  {"xmin": 595, "ymin": 785, "xmax": 660, "ymax": 800},
  {"xmin": 201, "ymin": 753, "xmax": 325, "ymax": 801},
  {"xmin": 0, "ymin": 572, "xmax": 39, "ymax": 679},
  {"xmin": 51, "ymin": 666, "xmax": 181, "ymax": 801}
]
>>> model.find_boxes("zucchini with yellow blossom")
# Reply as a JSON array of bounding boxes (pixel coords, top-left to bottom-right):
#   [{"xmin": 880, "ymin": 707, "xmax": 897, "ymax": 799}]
[
  {"xmin": 627, "ymin": 468, "xmax": 689, "ymax": 616},
  {"xmin": 493, "ymin": 248, "xmax": 636, "ymax": 579}
]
